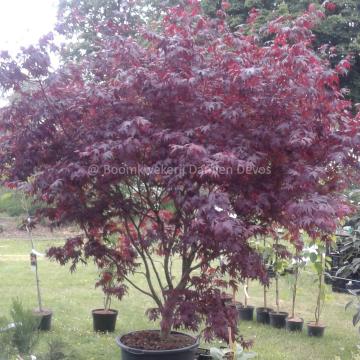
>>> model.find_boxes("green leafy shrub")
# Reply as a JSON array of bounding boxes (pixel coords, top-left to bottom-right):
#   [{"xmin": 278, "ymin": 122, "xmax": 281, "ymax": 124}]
[{"xmin": 0, "ymin": 299, "xmax": 40, "ymax": 359}]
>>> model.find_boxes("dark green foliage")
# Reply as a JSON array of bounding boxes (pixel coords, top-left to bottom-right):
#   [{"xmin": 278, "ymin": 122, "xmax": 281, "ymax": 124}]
[
  {"xmin": 10, "ymin": 299, "xmax": 40, "ymax": 356},
  {"xmin": 346, "ymin": 289, "xmax": 360, "ymax": 332},
  {"xmin": 0, "ymin": 299, "xmax": 40, "ymax": 358},
  {"xmin": 0, "ymin": 317, "xmax": 16, "ymax": 360}
]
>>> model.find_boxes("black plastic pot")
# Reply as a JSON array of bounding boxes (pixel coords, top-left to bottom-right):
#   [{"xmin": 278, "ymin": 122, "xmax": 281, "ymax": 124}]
[
  {"xmin": 92, "ymin": 309, "xmax": 118, "ymax": 332},
  {"xmin": 116, "ymin": 331, "xmax": 199, "ymax": 360},
  {"xmin": 256, "ymin": 307, "xmax": 273, "ymax": 324},
  {"xmin": 286, "ymin": 317, "xmax": 304, "ymax": 332},
  {"xmin": 34, "ymin": 309, "xmax": 52, "ymax": 331},
  {"xmin": 269, "ymin": 311, "xmax": 288, "ymax": 329},
  {"xmin": 307, "ymin": 322, "xmax": 326, "ymax": 337},
  {"xmin": 237, "ymin": 305, "xmax": 254, "ymax": 321}
]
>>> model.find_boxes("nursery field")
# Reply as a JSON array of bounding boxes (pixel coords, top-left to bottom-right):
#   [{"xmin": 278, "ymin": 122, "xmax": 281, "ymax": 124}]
[{"xmin": 0, "ymin": 237, "xmax": 359, "ymax": 360}]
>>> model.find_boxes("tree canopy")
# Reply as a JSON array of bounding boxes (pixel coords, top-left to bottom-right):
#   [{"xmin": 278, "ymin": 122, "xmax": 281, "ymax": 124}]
[{"xmin": 1, "ymin": 1, "xmax": 360, "ymax": 341}]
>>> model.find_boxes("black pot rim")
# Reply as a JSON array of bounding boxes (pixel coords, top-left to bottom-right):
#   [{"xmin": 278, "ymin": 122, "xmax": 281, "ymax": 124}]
[
  {"xmin": 286, "ymin": 317, "xmax": 304, "ymax": 323},
  {"xmin": 256, "ymin": 307, "xmax": 273, "ymax": 312},
  {"xmin": 116, "ymin": 330, "xmax": 199, "ymax": 355},
  {"xmin": 270, "ymin": 311, "xmax": 289, "ymax": 317},
  {"xmin": 92, "ymin": 308, "xmax": 118, "ymax": 315},
  {"xmin": 237, "ymin": 305, "xmax": 254, "ymax": 310},
  {"xmin": 33, "ymin": 309, "xmax": 53, "ymax": 316},
  {"xmin": 307, "ymin": 322, "xmax": 326, "ymax": 329}
]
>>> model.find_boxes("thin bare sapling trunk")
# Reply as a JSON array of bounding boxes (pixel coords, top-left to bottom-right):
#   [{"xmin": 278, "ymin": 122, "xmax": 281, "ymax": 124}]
[
  {"xmin": 27, "ymin": 219, "xmax": 43, "ymax": 313},
  {"xmin": 275, "ymin": 237, "xmax": 280, "ymax": 313},
  {"xmin": 315, "ymin": 253, "xmax": 325, "ymax": 325},
  {"xmin": 244, "ymin": 278, "xmax": 249, "ymax": 308},
  {"xmin": 291, "ymin": 264, "xmax": 299, "ymax": 319},
  {"xmin": 263, "ymin": 237, "xmax": 267, "ymax": 308}
]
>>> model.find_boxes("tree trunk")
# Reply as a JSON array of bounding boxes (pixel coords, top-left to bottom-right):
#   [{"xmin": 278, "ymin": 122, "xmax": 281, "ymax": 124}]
[
  {"xmin": 275, "ymin": 275, "xmax": 280, "ymax": 313},
  {"xmin": 263, "ymin": 236, "xmax": 267, "ymax": 308},
  {"xmin": 27, "ymin": 221, "xmax": 43, "ymax": 312},
  {"xmin": 315, "ymin": 255, "xmax": 324, "ymax": 325},
  {"xmin": 34, "ymin": 260, "xmax": 43, "ymax": 312},
  {"xmin": 275, "ymin": 237, "xmax": 280, "ymax": 313},
  {"xmin": 291, "ymin": 265, "xmax": 299, "ymax": 318},
  {"xmin": 160, "ymin": 320, "xmax": 171, "ymax": 340},
  {"xmin": 263, "ymin": 285, "xmax": 267, "ymax": 308},
  {"xmin": 160, "ymin": 302, "xmax": 176, "ymax": 340},
  {"xmin": 244, "ymin": 278, "xmax": 249, "ymax": 307}
]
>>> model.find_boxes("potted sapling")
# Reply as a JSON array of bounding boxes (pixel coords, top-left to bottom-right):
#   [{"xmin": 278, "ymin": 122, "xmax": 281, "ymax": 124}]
[
  {"xmin": 286, "ymin": 251, "xmax": 306, "ymax": 332},
  {"xmin": 25, "ymin": 216, "xmax": 53, "ymax": 331},
  {"xmin": 256, "ymin": 237, "xmax": 273, "ymax": 324},
  {"xmin": 19, "ymin": 189, "xmax": 52, "ymax": 331},
  {"xmin": 92, "ymin": 266, "xmax": 119, "ymax": 332},
  {"xmin": 307, "ymin": 242, "xmax": 330, "ymax": 337},
  {"xmin": 237, "ymin": 279, "xmax": 254, "ymax": 321},
  {"xmin": 269, "ymin": 236, "xmax": 289, "ymax": 329}
]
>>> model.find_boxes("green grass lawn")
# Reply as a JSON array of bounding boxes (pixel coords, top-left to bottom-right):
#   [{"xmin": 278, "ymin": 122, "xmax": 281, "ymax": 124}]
[{"xmin": 0, "ymin": 238, "xmax": 359, "ymax": 359}]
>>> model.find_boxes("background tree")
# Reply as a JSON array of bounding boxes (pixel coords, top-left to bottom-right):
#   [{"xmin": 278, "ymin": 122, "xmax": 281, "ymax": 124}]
[
  {"xmin": 202, "ymin": 0, "xmax": 360, "ymax": 104},
  {"xmin": 1, "ymin": 1, "xmax": 359, "ymax": 343},
  {"xmin": 56, "ymin": 0, "xmax": 178, "ymax": 60}
]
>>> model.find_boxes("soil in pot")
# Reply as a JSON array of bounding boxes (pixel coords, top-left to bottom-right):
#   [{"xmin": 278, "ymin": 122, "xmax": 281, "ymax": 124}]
[
  {"xmin": 237, "ymin": 305, "xmax": 254, "ymax": 321},
  {"xmin": 307, "ymin": 322, "xmax": 326, "ymax": 337},
  {"xmin": 117, "ymin": 330, "xmax": 199, "ymax": 360},
  {"xmin": 269, "ymin": 311, "xmax": 288, "ymax": 329},
  {"xmin": 33, "ymin": 309, "xmax": 52, "ymax": 331},
  {"xmin": 286, "ymin": 317, "xmax": 304, "ymax": 332},
  {"xmin": 256, "ymin": 307, "xmax": 273, "ymax": 324},
  {"xmin": 92, "ymin": 309, "xmax": 118, "ymax": 332}
]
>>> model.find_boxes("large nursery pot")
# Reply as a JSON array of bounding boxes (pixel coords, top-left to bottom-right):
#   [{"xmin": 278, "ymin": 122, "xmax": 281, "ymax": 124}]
[
  {"xmin": 92, "ymin": 309, "xmax": 118, "ymax": 332},
  {"xmin": 256, "ymin": 307, "xmax": 273, "ymax": 324},
  {"xmin": 33, "ymin": 309, "xmax": 53, "ymax": 331},
  {"xmin": 237, "ymin": 305, "xmax": 254, "ymax": 321},
  {"xmin": 269, "ymin": 311, "xmax": 288, "ymax": 329},
  {"xmin": 286, "ymin": 317, "xmax": 304, "ymax": 332},
  {"xmin": 307, "ymin": 322, "xmax": 326, "ymax": 337},
  {"xmin": 116, "ymin": 330, "xmax": 199, "ymax": 360}
]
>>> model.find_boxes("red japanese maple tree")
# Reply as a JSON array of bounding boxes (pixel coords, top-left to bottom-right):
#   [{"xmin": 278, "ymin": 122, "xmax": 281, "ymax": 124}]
[{"xmin": 0, "ymin": 2, "xmax": 359, "ymax": 341}]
